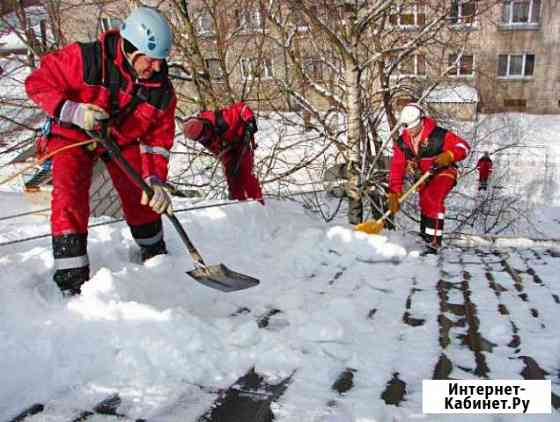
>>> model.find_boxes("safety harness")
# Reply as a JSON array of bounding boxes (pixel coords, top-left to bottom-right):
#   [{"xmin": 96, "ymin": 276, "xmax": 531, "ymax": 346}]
[
  {"xmin": 396, "ymin": 126, "xmax": 448, "ymax": 161},
  {"xmin": 103, "ymin": 33, "xmax": 149, "ymax": 127}
]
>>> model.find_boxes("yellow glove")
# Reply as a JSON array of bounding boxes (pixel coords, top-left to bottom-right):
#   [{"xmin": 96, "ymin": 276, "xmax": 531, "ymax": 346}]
[
  {"xmin": 387, "ymin": 192, "xmax": 402, "ymax": 215},
  {"xmin": 433, "ymin": 150, "xmax": 454, "ymax": 168}
]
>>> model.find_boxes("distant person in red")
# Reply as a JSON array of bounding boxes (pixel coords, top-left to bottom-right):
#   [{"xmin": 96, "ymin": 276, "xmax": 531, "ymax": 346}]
[
  {"xmin": 476, "ymin": 151, "xmax": 493, "ymax": 191},
  {"xmin": 388, "ymin": 103, "xmax": 471, "ymax": 254},
  {"xmin": 183, "ymin": 101, "xmax": 264, "ymax": 204}
]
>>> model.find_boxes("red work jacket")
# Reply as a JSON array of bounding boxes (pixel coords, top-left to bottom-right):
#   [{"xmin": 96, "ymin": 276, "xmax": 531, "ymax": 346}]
[
  {"xmin": 389, "ymin": 117, "xmax": 471, "ymax": 193},
  {"xmin": 25, "ymin": 30, "xmax": 176, "ymax": 181}
]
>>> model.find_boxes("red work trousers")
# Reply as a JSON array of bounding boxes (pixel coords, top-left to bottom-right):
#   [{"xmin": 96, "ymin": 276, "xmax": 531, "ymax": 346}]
[
  {"xmin": 222, "ymin": 146, "xmax": 263, "ymax": 203},
  {"xmin": 49, "ymin": 137, "xmax": 160, "ymax": 236},
  {"xmin": 418, "ymin": 171, "xmax": 456, "ymax": 220}
]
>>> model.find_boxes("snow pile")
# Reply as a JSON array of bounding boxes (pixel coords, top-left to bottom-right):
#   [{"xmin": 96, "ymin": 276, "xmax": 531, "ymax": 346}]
[{"xmin": 1, "ymin": 190, "xmax": 560, "ymax": 421}]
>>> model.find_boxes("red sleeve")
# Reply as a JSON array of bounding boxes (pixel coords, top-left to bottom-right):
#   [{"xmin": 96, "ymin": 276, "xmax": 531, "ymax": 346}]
[
  {"xmin": 443, "ymin": 131, "xmax": 471, "ymax": 162},
  {"xmin": 140, "ymin": 95, "xmax": 177, "ymax": 182},
  {"xmin": 25, "ymin": 43, "xmax": 85, "ymax": 118},
  {"xmin": 388, "ymin": 143, "xmax": 407, "ymax": 194}
]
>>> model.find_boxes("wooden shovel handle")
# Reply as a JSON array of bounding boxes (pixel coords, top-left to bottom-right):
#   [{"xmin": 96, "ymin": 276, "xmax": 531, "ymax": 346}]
[{"xmin": 374, "ymin": 170, "xmax": 433, "ymax": 226}]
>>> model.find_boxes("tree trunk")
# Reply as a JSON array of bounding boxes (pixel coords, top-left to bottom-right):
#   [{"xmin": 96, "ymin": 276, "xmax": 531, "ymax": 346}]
[{"xmin": 345, "ymin": 58, "xmax": 363, "ymax": 225}]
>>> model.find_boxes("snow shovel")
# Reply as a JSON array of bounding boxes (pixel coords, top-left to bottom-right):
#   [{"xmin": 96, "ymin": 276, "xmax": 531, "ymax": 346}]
[
  {"xmin": 354, "ymin": 170, "xmax": 433, "ymax": 235},
  {"xmin": 87, "ymin": 129, "xmax": 260, "ymax": 293}
]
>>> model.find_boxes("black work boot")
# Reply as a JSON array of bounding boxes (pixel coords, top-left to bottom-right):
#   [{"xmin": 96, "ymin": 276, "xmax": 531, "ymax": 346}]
[
  {"xmin": 130, "ymin": 219, "xmax": 168, "ymax": 262},
  {"xmin": 52, "ymin": 233, "xmax": 89, "ymax": 296},
  {"xmin": 54, "ymin": 267, "xmax": 90, "ymax": 296},
  {"xmin": 419, "ymin": 214, "xmax": 443, "ymax": 256},
  {"xmin": 420, "ymin": 242, "xmax": 440, "ymax": 256},
  {"xmin": 140, "ymin": 241, "xmax": 168, "ymax": 262}
]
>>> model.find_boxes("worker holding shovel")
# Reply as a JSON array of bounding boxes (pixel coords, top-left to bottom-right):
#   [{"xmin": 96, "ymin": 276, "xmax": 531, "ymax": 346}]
[
  {"xmin": 25, "ymin": 8, "xmax": 176, "ymax": 295},
  {"xmin": 356, "ymin": 103, "xmax": 470, "ymax": 254}
]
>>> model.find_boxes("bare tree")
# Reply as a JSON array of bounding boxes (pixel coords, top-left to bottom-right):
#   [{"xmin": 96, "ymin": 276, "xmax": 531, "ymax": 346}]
[
  {"xmin": 260, "ymin": 0, "xmax": 501, "ymax": 224},
  {"xmin": 1, "ymin": 0, "xmax": 543, "ymax": 240}
]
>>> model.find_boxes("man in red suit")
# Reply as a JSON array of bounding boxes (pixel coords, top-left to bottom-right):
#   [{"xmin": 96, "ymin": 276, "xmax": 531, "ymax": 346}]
[
  {"xmin": 183, "ymin": 101, "xmax": 264, "ymax": 204},
  {"xmin": 25, "ymin": 8, "xmax": 176, "ymax": 295},
  {"xmin": 476, "ymin": 151, "xmax": 493, "ymax": 191},
  {"xmin": 388, "ymin": 103, "xmax": 471, "ymax": 254}
]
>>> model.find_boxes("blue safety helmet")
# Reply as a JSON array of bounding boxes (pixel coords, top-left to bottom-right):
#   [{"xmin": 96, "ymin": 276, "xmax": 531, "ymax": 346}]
[{"xmin": 120, "ymin": 7, "xmax": 172, "ymax": 60}]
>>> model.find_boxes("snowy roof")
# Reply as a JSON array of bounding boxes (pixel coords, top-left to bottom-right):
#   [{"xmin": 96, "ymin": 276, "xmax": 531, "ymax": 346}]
[
  {"xmin": 1, "ymin": 191, "xmax": 560, "ymax": 420},
  {"xmin": 0, "ymin": 6, "xmax": 48, "ymax": 52},
  {"xmin": 426, "ymin": 84, "xmax": 479, "ymax": 104},
  {"xmin": 0, "ymin": 31, "xmax": 26, "ymax": 52}
]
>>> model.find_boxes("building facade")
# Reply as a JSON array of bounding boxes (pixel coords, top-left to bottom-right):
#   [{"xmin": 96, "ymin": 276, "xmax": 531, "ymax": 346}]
[
  {"xmin": 51, "ymin": 0, "xmax": 560, "ymax": 115},
  {"xmin": 474, "ymin": 0, "xmax": 560, "ymax": 113}
]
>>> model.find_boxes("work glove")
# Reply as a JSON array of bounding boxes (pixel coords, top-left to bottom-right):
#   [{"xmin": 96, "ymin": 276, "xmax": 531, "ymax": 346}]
[
  {"xmin": 140, "ymin": 178, "xmax": 173, "ymax": 215},
  {"xmin": 59, "ymin": 100, "xmax": 109, "ymax": 131},
  {"xmin": 433, "ymin": 150, "xmax": 454, "ymax": 168},
  {"xmin": 387, "ymin": 191, "xmax": 402, "ymax": 215}
]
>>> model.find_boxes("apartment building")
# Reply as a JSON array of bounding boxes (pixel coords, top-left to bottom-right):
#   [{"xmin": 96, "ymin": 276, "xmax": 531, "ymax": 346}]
[
  {"xmin": 180, "ymin": 1, "xmax": 560, "ymax": 115},
  {"xmin": 48, "ymin": 1, "xmax": 560, "ymax": 115},
  {"xmin": 474, "ymin": 0, "xmax": 560, "ymax": 113}
]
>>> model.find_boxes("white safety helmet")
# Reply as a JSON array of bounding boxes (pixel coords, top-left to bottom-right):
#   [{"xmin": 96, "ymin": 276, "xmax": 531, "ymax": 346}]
[{"xmin": 399, "ymin": 103, "xmax": 424, "ymax": 129}]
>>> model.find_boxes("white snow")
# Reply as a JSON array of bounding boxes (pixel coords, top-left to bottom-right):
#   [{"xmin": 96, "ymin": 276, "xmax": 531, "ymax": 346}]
[
  {"xmin": 0, "ymin": 6, "xmax": 49, "ymax": 52},
  {"xmin": 426, "ymin": 84, "xmax": 479, "ymax": 104},
  {"xmin": 1, "ymin": 27, "xmax": 560, "ymax": 419},
  {"xmin": 1, "ymin": 190, "xmax": 559, "ymax": 421}
]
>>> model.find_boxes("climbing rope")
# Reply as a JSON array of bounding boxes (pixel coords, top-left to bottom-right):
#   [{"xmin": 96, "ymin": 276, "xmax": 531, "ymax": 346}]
[
  {"xmin": 0, "ymin": 198, "xmax": 262, "ymax": 247},
  {"xmin": 0, "ymin": 207, "xmax": 50, "ymax": 222},
  {"xmin": 0, "ymin": 186, "xmax": 342, "ymax": 248},
  {"xmin": 0, "ymin": 139, "xmax": 97, "ymax": 187}
]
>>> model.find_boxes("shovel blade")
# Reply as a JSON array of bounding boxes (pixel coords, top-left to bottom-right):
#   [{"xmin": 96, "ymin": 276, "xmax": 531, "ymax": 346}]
[
  {"xmin": 354, "ymin": 219, "xmax": 384, "ymax": 235},
  {"xmin": 187, "ymin": 263, "xmax": 259, "ymax": 292}
]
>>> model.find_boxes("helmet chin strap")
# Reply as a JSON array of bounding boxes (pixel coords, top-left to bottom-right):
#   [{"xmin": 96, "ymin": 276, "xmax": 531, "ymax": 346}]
[
  {"xmin": 130, "ymin": 51, "xmax": 144, "ymax": 66},
  {"xmin": 121, "ymin": 43, "xmax": 142, "ymax": 79}
]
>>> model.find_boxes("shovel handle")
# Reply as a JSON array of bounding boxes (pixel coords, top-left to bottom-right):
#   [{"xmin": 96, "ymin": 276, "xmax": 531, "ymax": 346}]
[
  {"xmin": 373, "ymin": 170, "xmax": 433, "ymax": 226},
  {"xmin": 87, "ymin": 128, "xmax": 207, "ymax": 268},
  {"xmin": 166, "ymin": 214, "xmax": 206, "ymax": 267},
  {"xmin": 398, "ymin": 170, "xmax": 433, "ymax": 204}
]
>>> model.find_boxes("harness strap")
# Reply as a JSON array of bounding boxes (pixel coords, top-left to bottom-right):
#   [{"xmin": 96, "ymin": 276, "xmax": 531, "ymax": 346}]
[
  {"xmin": 104, "ymin": 35, "xmax": 147, "ymax": 126},
  {"xmin": 214, "ymin": 109, "xmax": 229, "ymax": 136}
]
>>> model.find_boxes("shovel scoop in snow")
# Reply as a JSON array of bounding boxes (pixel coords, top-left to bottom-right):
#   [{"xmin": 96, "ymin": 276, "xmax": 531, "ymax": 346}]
[
  {"xmin": 86, "ymin": 127, "xmax": 260, "ymax": 293},
  {"xmin": 188, "ymin": 263, "xmax": 260, "ymax": 292}
]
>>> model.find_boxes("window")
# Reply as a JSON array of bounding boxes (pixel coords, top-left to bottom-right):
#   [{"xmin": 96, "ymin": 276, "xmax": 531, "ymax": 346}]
[
  {"xmin": 304, "ymin": 58, "xmax": 323, "ymax": 81},
  {"xmin": 449, "ymin": 1, "xmax": 477, "ymax": 24},
  {"xmin": 502, "ymin": 0, "xmax": 540, "ymax": 24},
  {"xmin": 205, "ymin": 58, "xmax": 223, "ymax": 81},
  {"xmin": 198, "ymin": 12, "xmax": 214, "ymax": 35},
  {"xmin": 240, "ymin": 58, "xmax": 273, "ymax": 80},
  {"xmin": 389, "ymin": 54, "xmax": 426, "ymax": 77},
  {"xmin": 236, "ymin": 8, "xmax": 262, "ymax": 32},
  {"xmin": 498, "ymin": 54, "xmax": 535, "ymax": 78},
  {"xmin": 389, "ymin": 3, "xmax": 426, "ymax": 27},
  {"xmin": 448, "ymin": 53, "xmax": 475, "ymax": 77}
]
